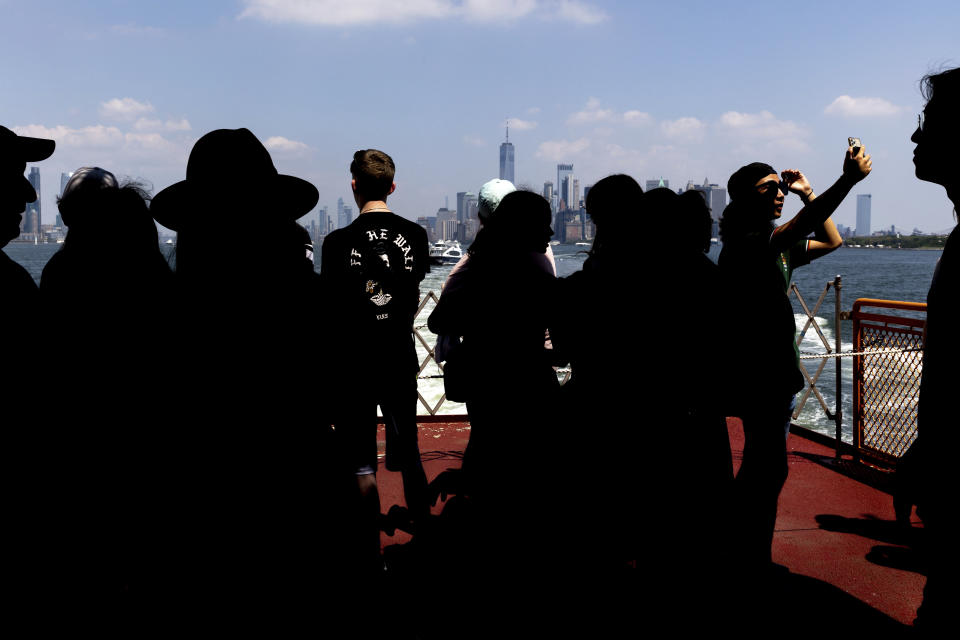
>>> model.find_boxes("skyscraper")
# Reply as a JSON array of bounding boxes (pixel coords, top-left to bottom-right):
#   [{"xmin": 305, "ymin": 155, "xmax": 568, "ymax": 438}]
[
  {"xmin": 572, "ymin": 178, "xmax": 580, "ymax": 210},
  {"xmin": 317, "ymin": 206, "xmax": 329, "ymax": 236},
  {"xmin": 22, "ymin": 167, "xmax": 41, "ymax": 236},
  {"xmin": 856, "ymin": 194, "xmax": 871, "ymax": 237},
  {"xmin": 689, "ymin": 177, "xmax": 726, "ymax": 221},
  {"xmin": 456, "ymin": 191, "xmax": 467, "ymax": 225},
  {"xmin": 556, "ymin": 164, "xmax": 573, "ymax": 210},
  {"xmin": 499, "ymin": 125, "xmax": 515, "ymax": 184},
  {"xmin": 56, "ymin": 171, "xmax": 73, "ymax": 229},
  {"xmin": 646, "ymin": 177, "xmax": 669, "ymax": 192},
  {"xmin": 337, "ymin": 197, "xmax": 353, "ymax": 230}
]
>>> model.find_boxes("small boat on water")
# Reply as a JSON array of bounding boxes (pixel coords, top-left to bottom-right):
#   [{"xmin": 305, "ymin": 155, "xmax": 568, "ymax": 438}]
[{"xmin": 429, "ymin": 240, "xmax": 463, "ymax": 265}]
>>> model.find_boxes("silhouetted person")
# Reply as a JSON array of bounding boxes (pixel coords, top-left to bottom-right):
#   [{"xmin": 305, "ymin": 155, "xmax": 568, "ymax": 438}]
[
  {"xmin": 37, "ymin": 167, "xmax": 173, "ymax": 599},
  {"xmin": 550, "ymin": 174, "xmax": 646, "ymax": 579},
  {"xmin": 427, "ymin": 190, "xmax": 557, "ymax": 577},
  {"xmin": 675, "ymin": 188, "xmax": 735, "ymax": 495},
  {"xmin": 320, "ymin": 149, "xmax": 431, "ymax": 576},
  {"xmin": 909, "ymin": 66, "xmax": 960, "ymax": 633},
  {"xmin": 434, "ymin": 179, "xmax": 518, "ymax": 367},
  {"xmin": 718, "ymin": 151, "xmax": 871, "ymax": 581},
  {"xmin": 148, "ymin": 128, "xmax": 327, "ymax": 619},
  {"xmin": 0, "ymin": 124, "xmax": 54, "ymax": 609},
  {"xmin": 0, "ymin": 125, "xmax": 52, "ymax": 342}
]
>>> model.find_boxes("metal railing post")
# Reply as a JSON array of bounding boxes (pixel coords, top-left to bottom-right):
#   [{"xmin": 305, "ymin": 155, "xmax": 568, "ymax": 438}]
[{"xmin": 834, "ymin": 275, "xmax": 843, "ymax": 459}]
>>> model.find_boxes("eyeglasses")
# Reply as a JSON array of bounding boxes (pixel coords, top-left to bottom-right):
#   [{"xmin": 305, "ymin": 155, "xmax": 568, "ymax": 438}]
[
  {"xmin": 756, "ymin": 180, "xmax": 789, "ymax": 195},
  {"xmin": 918, "ymin": 112, "xmax": 925, "ymax": 132}
]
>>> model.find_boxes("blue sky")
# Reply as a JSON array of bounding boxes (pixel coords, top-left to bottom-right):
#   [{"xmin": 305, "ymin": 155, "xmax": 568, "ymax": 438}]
[{"xmin": 2, "ymin": 0, "xmax": 957, "ymax": 234}]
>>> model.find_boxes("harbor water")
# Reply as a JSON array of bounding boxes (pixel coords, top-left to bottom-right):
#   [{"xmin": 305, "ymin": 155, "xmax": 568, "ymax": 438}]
[{"xmin": 6, "ymin": 241, "xmax": 943, "ymax": 441}]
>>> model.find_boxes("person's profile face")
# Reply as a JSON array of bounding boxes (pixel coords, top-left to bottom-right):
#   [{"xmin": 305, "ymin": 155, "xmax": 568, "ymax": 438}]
[
  {"xmin": 0, "ymin": 158, "xmax": 34, "ymax": 246},
  {"xmin": 753, "ymin": 172, "xmax": 785, "ymax": 219},
  {"xmin": 912, "ymin": 98, "xmax": 956, "ymax": 186}
]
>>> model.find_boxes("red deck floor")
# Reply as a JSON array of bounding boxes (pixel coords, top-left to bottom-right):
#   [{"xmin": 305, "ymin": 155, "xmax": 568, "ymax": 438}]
[{"xmin": 375, "ymin": 417, "xmax": 925, "ymax": 629}]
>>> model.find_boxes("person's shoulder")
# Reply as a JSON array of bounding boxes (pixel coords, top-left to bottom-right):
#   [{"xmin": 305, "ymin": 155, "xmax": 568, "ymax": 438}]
[
  {"xmin": 322, "ymin": 227, "xmax": 346, "ymax": 246},
  {"xmin": 387, "ymin": 212, "xmax": 426, "ymax": 236},
  {"xmin": 0, "ymin": 250, "xmax": 38, "ymax": 292}
]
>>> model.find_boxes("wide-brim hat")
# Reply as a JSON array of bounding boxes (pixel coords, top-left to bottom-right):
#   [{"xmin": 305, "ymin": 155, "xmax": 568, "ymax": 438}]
[
  {"xmin": 0, "ymin": 125, "xmax": 56, "ymax": 163},
  {"xmin": 151, "ymin": 128, "xmax": 319, "ymax": 231}
]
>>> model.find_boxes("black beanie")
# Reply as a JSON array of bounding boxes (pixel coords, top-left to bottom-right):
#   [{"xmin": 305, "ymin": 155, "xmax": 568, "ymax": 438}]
[{"xmin": 727, "ymin": 162, "xmax": 776, "ymax": 201}]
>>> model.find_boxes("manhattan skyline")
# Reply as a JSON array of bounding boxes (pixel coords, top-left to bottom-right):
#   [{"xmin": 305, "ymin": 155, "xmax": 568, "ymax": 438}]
[{"xmin": 3, "ymin": 1, "xmax": 958, "ymax": 234}]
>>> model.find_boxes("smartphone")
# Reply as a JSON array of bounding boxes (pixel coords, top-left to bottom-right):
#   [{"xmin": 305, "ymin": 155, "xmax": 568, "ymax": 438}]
[{"xmin": 848, "ymin": 137, "xmax": 862, "ymax": 154}]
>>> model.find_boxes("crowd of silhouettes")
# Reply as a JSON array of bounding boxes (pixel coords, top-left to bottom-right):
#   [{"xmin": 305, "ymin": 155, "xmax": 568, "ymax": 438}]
[{"xmin": 0, "ymin": 65, "xmax": 956, "ymax": 634}]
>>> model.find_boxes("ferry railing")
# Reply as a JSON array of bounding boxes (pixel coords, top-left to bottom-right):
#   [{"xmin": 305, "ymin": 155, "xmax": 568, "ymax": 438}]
[
  {"xmin": 414, "ymin": 284, "xmax": 927, "ymax": 470},
  {"xmin": 851, "ymin": 299, "xmax": 926, "ymax": 468},
  {"xmin": 412, "ymin": 290, "xmax": 567, "ymax": 417},
  {"xmin": 789, "ymin": 276, "xmax": 844, "ymax": 453}
]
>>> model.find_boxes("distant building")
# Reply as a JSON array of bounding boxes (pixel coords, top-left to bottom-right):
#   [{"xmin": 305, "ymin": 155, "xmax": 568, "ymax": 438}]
[
  {"xmin": 336, "ymin": 197, "xmax": 353, "ymax": 230},
  {"xmin": 856, "ymin": 194, "xmax": 871, "ymax": 236},
  {"xmin": 459, "ymin": 194, "xmax": 477, "ymax": 241},
  {"xmin": 21, "ymin": 166, "xmax": 41, "ymax": 238},
  {"xmin": 317, "ymin": 206, "xmax": 329, "ymax": 236},
  {"xmin": 456, "ymin": 191, "xmax": 467, "ymax": 225},
  {"xmin": 56, "ymin": 171, "xmax": 73, "ymax": 230},
  {"xmin": 542, "ymin": 181, "xmax": 553, "ymax": 203},
  {"xmin": 557, "ymin": 164, "xmax": 573, "ymax": 210},
  {"xmin": 646, "ymin": 177, "xmax": 669, "ymax": 192},
  {"xmin": 572, "ymin": 178, "xmax": 580, "ymax": 211},
  {"xmin": 435, "ymin": 207, "xmax": 458, "ymax": 241},
  {"xmin": 689, "ymin": 178, "xmax": 726, "ymax": 220},
  {"xmin": 499, "ymin": 126, "xmax": 515, "ymax": 184}
]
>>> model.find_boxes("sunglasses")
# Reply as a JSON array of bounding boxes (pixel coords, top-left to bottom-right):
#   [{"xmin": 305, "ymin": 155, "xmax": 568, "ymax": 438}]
[{"xmin": 756, "ymin": 180, "xmax": 790, "ymax": 195}]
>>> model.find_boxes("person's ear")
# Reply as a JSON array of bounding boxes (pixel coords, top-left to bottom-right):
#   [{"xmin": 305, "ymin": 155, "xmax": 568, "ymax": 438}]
[
  {"xmin": 351, "ymin": 179, "xmax": 358, "ymax": 193},
  {"xmin": 388, "ymin": 183, "xmax": 396, "ymax": 196}
]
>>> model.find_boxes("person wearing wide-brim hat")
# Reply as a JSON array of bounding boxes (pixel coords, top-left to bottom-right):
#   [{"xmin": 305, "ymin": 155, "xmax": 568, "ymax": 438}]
[
  {"xmin": 151, "ymin": 128, "xmax": 334, "ymax": 607},
  {"xmin": 151, "ymin": 127, "xmax": 319, "ymax": 233}
]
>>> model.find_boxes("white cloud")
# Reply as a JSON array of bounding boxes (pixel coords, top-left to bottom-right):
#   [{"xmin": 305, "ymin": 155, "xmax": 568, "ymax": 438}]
[
  {"xmin": 718, "ymin": 110, "xmax": 809, "ymax": 150},
  {"xmin": 265, "ymin": 135, "xmax": 310, "ymax": 153},
  {"xmin": 623, "ymin": 110, "xmax": 653, "ymax": 126},
  {"xmin": 660, "ymin": 117, "xmax": 706, "ymax": 142},
  {"xmin": 240, "ymin": 0, "xmax": 454, "ymax": 25},
  {"xmin": 824, "ymin": 95, "xmax": 906, "ymax": 117},
  {"xmin": 99, "ymin": 97, "xmax": 155, "ymax": 120},
  {"xmin": 238, "ymin": 0, "xmax": 606, "ymax": 26},
  {"xmin": 568, "ymin": 99, "xmax": 651, "ymax": 126},
  {"xmin": 568, "ymin": 97, "xmax": 616, "ymax": 124},
  {"xmin": 506, "ymin": 117, "xmax": 538, "ymax": 131},
  {"xmin": 526, "ymin": 106, "xmax": 541, "ymax": 115},
  {"xmin": 133, "ymin": 117, "xmax": 192, "ymax": 132},
  {"xmin": 535, "ymin": 137, "xmax": 590, "ymax": 161},
  {"xmin": 461, "ymin": 0, "xmax": 538, "ymax": 22},
  {"xmin": 463, "ymin": 135, "xmax": 486, "ymax": 147},
  {"xmin": 125, "ymin": 132, "xmax": 177, "ymax": 153},
  {"xmin": 553, "ymin": 0, "xmax": 607, "ymax": 25},
  {"xmin": 14, "ymin": 124, "xmax": 125, "ymax": 147}
]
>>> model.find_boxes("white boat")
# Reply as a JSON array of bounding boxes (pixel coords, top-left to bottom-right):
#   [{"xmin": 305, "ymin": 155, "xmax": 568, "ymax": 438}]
[{"xmin": 429, "ymin": 240, "xmax": 463, "ymax": 265}]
